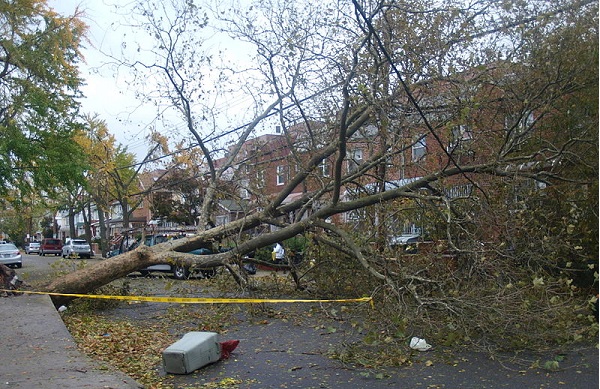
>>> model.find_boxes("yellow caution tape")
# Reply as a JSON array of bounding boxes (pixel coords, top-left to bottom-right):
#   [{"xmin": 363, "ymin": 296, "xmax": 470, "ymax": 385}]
[{"xmin": 2, "ymin": 289, "xmax": 373, "ymax": 306}]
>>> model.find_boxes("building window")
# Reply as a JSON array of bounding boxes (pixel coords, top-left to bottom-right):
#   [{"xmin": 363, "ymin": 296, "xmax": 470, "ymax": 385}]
[
  {"xmin": 216, "ymin": 215, "xmax": 229, "ymax": 226},
  {"xmin": 319, "ymin": 160, "xmax": 330, "ymax": 177},
  {"xmin": 505, "ymin": 111, "xmax": 535, "ymax": 149},
  {"xmin": 448, "ymin": 125, "xmax": 473, "ymax": 151},
  {"xmin": 412, "ymin": 135, "xmax": 427, "ymax": 161},
  {"xmin": 345, "ymin": 209, "xmax": 365, "ymax": 222},
  {"xmin": 505, "ymin": 111, "xmax": 535, "ymax": 132},
  {"xmin": 276, "ymin": 165, "xmax": 287, "ymax": 186},
  {"xmin": 256, "ymin": 169, "xmax": 265, "ymax": 187},
  {"xmin": 240, "ymin": 179, "xmax": 250, "ymax": 199},
  {"xmin": 347, "ymin": 149, "xmax": 363, "ymax": 173}
]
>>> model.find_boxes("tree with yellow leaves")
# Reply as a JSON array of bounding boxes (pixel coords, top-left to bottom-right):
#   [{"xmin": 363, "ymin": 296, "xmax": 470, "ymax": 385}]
[{"xmin": 0, "ymin": 0, "xmax": 88, "ymax": 200}]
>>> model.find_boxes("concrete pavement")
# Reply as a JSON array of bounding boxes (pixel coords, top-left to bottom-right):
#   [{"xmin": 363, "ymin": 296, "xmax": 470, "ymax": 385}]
[{"xmin": 0, "ymin": 293, "xmax": 142, "ymax": 389}]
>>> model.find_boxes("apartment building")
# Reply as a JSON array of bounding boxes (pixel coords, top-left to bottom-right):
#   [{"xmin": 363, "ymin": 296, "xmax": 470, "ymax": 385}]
[
  {"xmin": 210, "ymin": 63, "xmax": 554, "ymax": 244},
  {"xmin": 59, "ymin": 62, "xmax": 562, "ymax": 249}
]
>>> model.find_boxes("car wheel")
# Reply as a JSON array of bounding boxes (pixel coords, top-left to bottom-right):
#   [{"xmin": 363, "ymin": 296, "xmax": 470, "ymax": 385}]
[
  {"xmin": 16, "ymin": 263, "xmax": 22, "ymax": 269},
  {"xmin": 173, "ymin": 265, "xmax": 190, "ymax": 280},
  {"xmin": 202, "ymin": 269, "xmax": 217, "ymax": 279}
]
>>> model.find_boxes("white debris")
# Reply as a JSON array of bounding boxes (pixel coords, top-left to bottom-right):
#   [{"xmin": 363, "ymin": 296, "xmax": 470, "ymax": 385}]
[{"xmin": 409, "ymin": 336, "xmax": 433, "ymax": 352}]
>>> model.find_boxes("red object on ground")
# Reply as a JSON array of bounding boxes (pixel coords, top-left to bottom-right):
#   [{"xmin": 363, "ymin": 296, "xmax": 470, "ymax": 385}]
[{"xmin": 219, "ymin": 340, "xmax": 240, "ymax": 360}]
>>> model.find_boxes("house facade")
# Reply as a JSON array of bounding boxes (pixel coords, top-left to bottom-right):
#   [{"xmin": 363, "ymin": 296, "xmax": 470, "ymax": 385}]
[
  {"xmin": 209, "ymin": 64, "xmax": 551, "ymax": 244},
  {"xmin": 57, "ymin": 63, "xmax": 557, "ymax": 251}
]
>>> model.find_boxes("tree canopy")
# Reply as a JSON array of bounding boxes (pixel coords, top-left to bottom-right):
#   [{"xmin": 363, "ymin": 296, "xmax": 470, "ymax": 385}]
[{"xmin": 0, "ymin": 0, "xmax": 89, "ymax": 199}]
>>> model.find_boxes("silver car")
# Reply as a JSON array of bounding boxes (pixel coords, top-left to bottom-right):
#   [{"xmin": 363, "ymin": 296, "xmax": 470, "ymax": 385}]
[
  {"xmin": 25, "ymin": 242, "xmax": 40, "ymax": 254},
  {"xmin": 0, "ymin": 243, "xmax": 22, "ymax": 268},
  {"xmin": 62, "ymin": 239, "xmax": 93, "ymax": 259}
]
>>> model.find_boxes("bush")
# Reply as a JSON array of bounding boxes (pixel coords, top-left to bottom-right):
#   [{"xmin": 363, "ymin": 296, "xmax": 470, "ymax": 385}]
[{"xmin": 284, "ymin": 235, "xmax": 307, "ymax": 254}]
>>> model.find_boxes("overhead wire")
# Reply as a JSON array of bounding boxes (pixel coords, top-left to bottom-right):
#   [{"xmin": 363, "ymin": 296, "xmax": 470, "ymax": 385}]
[{"xmin": 117, "ymin": 82, "xmax": 342, "ymax": 169}]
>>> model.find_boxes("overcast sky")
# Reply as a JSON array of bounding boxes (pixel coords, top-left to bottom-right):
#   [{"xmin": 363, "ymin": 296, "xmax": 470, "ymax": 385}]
[
  {"xmin": 47, "ymin": 0, "xmax": 156, "ymax": 157},
  {"xmin": 48, "ymin": 0, "xmax": 265, "ymax": 162}
]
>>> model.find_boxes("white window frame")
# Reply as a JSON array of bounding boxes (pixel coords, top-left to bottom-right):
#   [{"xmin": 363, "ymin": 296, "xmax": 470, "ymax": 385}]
[
  {"xmin": 216, "ymin": 215, "xmax": 229, "ymax": 226},
  {"xmin": 319, "ymin": 160, "xmax": 330, "ymax": 177},
  {"xmin": 347, "ymin": 149, "xmax": 363, "ymax": 173},
  {"xmin": 276, "ymin": 165, "xmax": 287, "ymax": 186},
  {"xmin": 412, "ymin": 135, "xmax": 427, "ymax": 161},
  {"xmin": 344, "ymin": 208, "xmax": 365, "ymax": 222},
  {"xmin": 239, "ymin": 179, "xmax": 250, "ymax": 199},
  {"xmin": 505, "ymin": 111, "xmax": 535, "ymax": 134},
  {"xmin": 448, "ymin": 125, "xmax": 473, "ymax": 151}
]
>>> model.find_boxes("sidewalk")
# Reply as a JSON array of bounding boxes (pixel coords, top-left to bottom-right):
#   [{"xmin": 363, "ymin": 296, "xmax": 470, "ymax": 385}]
[{"xmin": 0, "ymin": 293, "xmax": 142, "ymax": 389}]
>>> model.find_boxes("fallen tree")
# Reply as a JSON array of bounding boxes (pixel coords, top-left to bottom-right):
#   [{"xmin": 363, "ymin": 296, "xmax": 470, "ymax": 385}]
[{"xmin": 35, "ymin": 0, "xmax": 597, "ymax": 332}]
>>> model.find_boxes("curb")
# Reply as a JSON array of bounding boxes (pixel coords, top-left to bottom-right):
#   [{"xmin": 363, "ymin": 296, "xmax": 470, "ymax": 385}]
[{"xmin": 0, "ymin": 294, "xmax": 142, "ymax": 389}]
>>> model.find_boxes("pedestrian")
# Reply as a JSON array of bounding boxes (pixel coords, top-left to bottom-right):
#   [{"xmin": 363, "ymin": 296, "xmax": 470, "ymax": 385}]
[{"xmin": 272, "ymin": 242, "xmax": 285, "ymax": 263}]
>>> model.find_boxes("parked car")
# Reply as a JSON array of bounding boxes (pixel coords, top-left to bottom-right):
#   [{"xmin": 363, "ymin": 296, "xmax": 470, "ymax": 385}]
[
  {"xmin": 389, "ymin": 234, "xmax": 421, "ymax": 254},
  {"xmin": 0, "ymin": 243, "xmax": 22, "ymax": 268},
  {"xmin": 25, "ymin": 242, "xmax": 40, "ymax": 255},
  {"xmin": 39, "ymin": 238, "xmax": 63, "ymax": 256},
  {"xmin": 139, "ymin": 235, "xmax": 217, "ymax": 280},
  {"xmin": 106, "ymin": 235, "xmax": 139, "ymax": 258},
  {"xmin": 62, "ymin": 239, "xmax": 93, "ymax": 259}
]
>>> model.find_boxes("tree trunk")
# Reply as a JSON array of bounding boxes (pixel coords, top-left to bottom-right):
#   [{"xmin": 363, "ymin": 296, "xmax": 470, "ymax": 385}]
[
  {"xmin": 83, "ymin": 202, "xmax": 93, "ymax": 242},
  {"xmin": 98, "ymin": 209, "xmax": 109, "ymax": 257},
  {"xmin": 121, "ymin": 200, "xmax": 130, "ymax": 231},
  {"xmin": 68, "ymin": 208, "xmax": 76, "ymax": 238},
  {"xmin": 46, "ymin": 246, "xmax": 154, "ymax": 306}
]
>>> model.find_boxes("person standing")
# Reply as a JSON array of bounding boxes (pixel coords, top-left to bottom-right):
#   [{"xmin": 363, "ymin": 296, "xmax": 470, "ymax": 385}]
[{"xmin": 273, "ymin": 242, "xmax": 285, "ymax": 263}]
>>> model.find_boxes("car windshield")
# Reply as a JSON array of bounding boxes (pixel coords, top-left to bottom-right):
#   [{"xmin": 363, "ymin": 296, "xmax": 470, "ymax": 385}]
[
  {"xmin": 0, "ymin": 244, "xmax": 18, "ymax": 251},
  {"xmin": 72, "ymin": 240, "xmax": 87, "ymax": 245},
  {"xmin": 30, "ymin": 243, "xmax": 40, "ymax": 246}
]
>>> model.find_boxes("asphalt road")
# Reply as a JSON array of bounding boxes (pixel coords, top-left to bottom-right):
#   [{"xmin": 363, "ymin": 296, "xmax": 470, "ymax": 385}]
[
  {"xmin": 18, "ymin": 252, "xmax": 106, "ymax": 286},
  {"xmin": 17, "ymin": 252, "xmax": 72, "ymax": 283},
  {"xmin": 14, "ymin": 253, "xmax": 600, "ymax": 389},
  {"xmin": 21, "ymin": 251, "xmax": 65, "ymax": 270}
]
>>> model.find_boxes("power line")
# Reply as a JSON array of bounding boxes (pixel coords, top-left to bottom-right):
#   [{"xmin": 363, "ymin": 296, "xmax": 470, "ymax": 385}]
[{"xmin": 118, "ymin": 82, "xmax": 341, "ymax": 170}]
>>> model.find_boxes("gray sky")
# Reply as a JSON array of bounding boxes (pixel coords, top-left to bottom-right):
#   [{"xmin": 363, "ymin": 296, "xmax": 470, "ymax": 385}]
[
  {"xmin": 49, "ymin": 0, "xmax": 263, "ymax": 162},
  {"xmin": 49, "ymin": 0, "xmax": 156, "ymax": 157}
]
